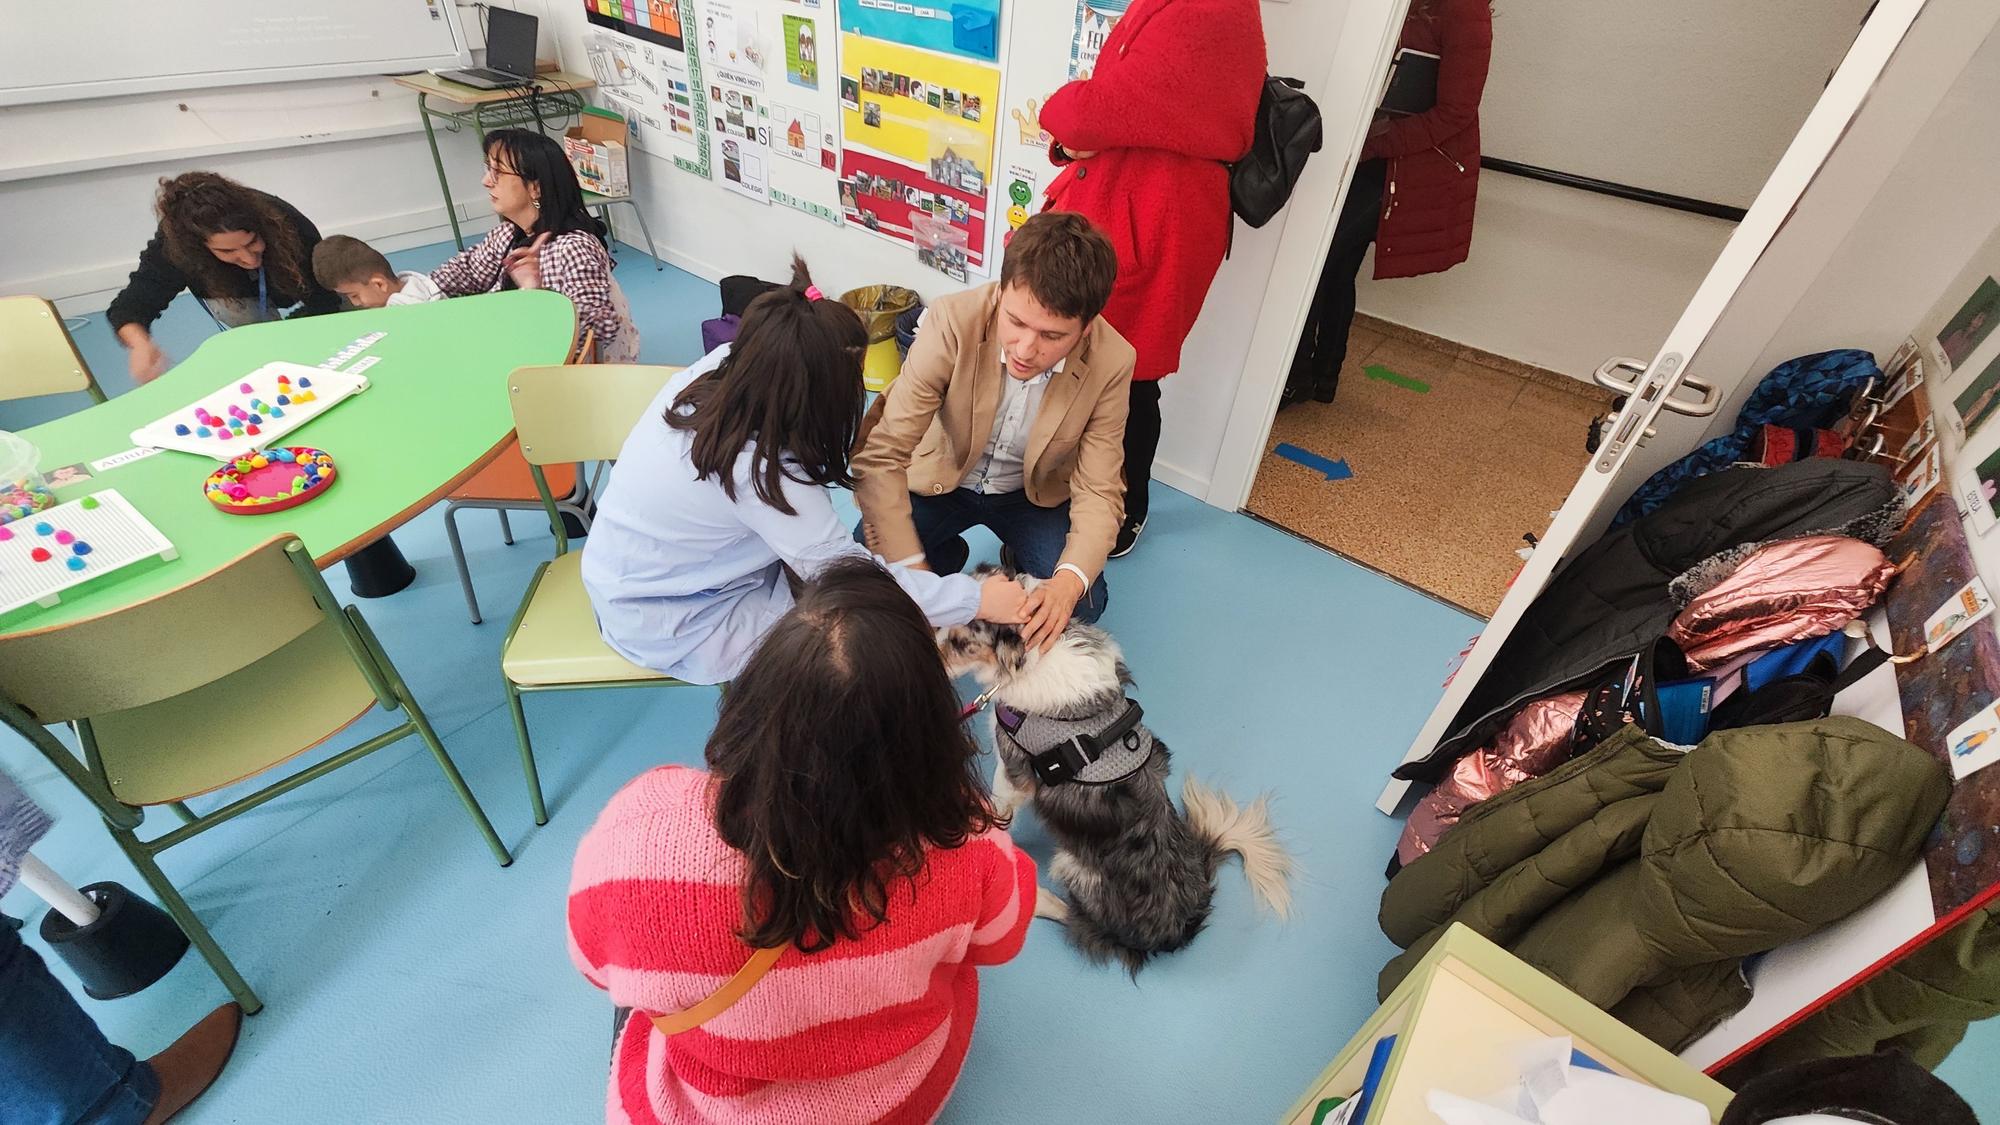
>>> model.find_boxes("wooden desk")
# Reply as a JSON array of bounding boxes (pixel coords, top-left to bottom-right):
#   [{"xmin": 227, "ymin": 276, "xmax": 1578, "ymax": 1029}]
[
  {"xmin": 2, "ymin": 292, "xmax": 576, "ymax": 637},
  {"xmin": 393, "ymin": 71, "xmax": 599, "ymax": 250}
]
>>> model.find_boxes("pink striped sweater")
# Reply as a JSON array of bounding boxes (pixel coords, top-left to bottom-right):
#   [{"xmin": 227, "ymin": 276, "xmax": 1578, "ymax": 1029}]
[{"xmin": 568, "ymin": 766, "xmax": 1038, "ymax": 1125}]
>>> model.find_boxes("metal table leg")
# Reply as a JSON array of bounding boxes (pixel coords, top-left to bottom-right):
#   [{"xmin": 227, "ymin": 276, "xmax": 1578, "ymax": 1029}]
[{"xmin": 417, "ymin": 93, "xmax": 467, "ymax": 251}]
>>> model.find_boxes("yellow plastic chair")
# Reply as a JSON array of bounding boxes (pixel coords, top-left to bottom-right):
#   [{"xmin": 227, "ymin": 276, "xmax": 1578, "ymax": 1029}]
[
  {"xmin": 0, "ymin": 296, "xmax": 108, "ymax": 405},
  {"xmin": 0, "ymin": 537, "xmax": 512, "ymax": 1014},
  {"xmin": 500, "ymin": 363, "xmax": 689, "ymax": 825}
]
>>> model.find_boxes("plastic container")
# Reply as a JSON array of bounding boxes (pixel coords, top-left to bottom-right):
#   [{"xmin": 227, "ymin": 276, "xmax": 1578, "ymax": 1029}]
[
  {"xmin": 0, "ymin": 430, "xmax": 56, "ymax": 527},
  {"xmin": 840, "ymin": 285, "xmax": 921, "ymax": 345}
]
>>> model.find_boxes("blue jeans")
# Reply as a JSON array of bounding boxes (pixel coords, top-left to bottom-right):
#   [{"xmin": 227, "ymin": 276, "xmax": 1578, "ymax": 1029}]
[
  {"xmin": 898, "ymin": 488, "xmax": 1107, "ymax": 623},
  {"xmin": 0, "ymin": 923, "xmax": 158, "ymax": 1124}
]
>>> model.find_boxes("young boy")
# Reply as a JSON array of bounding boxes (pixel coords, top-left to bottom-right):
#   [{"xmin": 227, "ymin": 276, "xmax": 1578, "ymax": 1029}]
[{"xmin": 310, "ymin": 235, "xmax": 444, "ymax": 309}]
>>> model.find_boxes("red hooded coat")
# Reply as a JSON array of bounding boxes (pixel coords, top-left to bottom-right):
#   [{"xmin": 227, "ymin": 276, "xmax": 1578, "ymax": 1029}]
[{"xmin": 1361, "ymin": 0, "xmax": 1492, "ymax": 280}]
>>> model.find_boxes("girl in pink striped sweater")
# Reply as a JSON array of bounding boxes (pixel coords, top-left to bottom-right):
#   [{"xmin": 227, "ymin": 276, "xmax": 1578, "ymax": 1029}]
[{"xmin": 569, "ymin": 558, "xmax": 1039, "ymax": 1124}]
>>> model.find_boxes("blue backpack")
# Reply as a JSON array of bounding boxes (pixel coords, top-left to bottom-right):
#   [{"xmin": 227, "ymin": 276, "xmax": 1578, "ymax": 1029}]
[{"xmin": 1611, "ymin": 349, "xmax": 1880, "ymax": 528}]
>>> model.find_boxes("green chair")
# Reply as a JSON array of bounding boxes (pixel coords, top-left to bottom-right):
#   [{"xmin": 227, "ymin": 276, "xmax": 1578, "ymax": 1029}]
[
  {"xmin": 0, "ymin": 536, "xmax": 512, "ymax": 1014},
  {"xmin": 0, "ymin": 295, "xmax": 108, "ymax": 405},
  {"xmin": 500, "ymin": 363, "xmax": 689, "ymax": 825}
]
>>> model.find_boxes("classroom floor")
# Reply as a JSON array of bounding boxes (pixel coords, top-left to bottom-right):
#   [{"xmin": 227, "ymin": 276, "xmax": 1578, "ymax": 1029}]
[
  {"xmin": 1245, "ymin": 317, "xmax": 1616, "ymax": 618},
  {"xmin": 3, "ymin": 245, "xmax": 1995, "ymax": 1122}
]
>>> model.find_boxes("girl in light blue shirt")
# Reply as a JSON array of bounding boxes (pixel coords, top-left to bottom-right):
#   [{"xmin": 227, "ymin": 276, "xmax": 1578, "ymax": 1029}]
[{"xmin": 582, "ymin": 264, "xmax": 1027, "ymax": 684}]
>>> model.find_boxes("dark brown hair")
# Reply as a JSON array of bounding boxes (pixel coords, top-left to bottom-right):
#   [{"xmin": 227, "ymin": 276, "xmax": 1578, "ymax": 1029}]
[
  {"xmin": 998, "ymin": 211, "xmax": 1118, "ymax": 325},
  {"xmin": 154, "ymin": 172, "xmax": 312, "ymax": 301},
  {"xmin": 667, "ymin": 255, "xmax": 867, "ymax": 514},
  {"xmin": 311, "ymin": 235, "xmax": 394, "ymax": 290},
  {"xmin": 483, "ymin": 128, "xmax": 607, "ymax": 246},
  {"xmin": 708, "ymin": 557, "xmax": 1002, "ymax": 952}
]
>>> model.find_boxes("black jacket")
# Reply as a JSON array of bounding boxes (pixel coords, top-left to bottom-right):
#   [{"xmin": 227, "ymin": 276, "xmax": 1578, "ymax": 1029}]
[
  {"xmin": 106, "ymin": 191, "xmax": 344, "ymax": 331},
  {"xmin": 1396, "ymin": 458, "xmax": 1901, "ymax": 784}
]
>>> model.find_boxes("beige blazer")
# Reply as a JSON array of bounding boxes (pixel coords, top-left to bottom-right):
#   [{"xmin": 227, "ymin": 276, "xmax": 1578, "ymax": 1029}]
[{"xmin": 853, "ymin": 282, "xmax": 1136, "ymax": 581}]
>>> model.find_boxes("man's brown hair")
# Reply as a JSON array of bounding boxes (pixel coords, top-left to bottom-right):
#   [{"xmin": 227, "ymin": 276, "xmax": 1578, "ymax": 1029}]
[
  {"xmin": 311, "ymin": 235, "xmax": 395, "ymax": 290},
  {"xmin": 998, "ymin": 211, "xmax": 1118, "ymax": 325}
]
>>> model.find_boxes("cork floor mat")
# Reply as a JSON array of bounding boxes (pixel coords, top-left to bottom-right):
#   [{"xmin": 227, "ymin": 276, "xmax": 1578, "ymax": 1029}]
[{"xmin": 1245, "ymin": 322, "xmax": 1616, "ymax": 618}]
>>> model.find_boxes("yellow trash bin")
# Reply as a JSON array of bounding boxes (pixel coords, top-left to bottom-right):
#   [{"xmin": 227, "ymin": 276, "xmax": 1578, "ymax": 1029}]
[
  {"xmin": 862, "ymin": 339, "xmax": 903, "ymax": 393},
  {"xmin": 841, "ymin": 284, "xmax": 920, "ymax": 394}
]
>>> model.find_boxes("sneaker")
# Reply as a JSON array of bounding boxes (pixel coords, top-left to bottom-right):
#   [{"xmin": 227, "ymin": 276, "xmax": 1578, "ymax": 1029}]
[{"xmin": 1109, "ymin": 519, "xmax": 1144, "ymax": 559}]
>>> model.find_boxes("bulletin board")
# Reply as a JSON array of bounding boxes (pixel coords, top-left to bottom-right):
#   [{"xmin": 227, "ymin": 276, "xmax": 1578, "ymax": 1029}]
[{"xmin": 593, "ymin": 0, "xmax": 1114, "ymax": 276}]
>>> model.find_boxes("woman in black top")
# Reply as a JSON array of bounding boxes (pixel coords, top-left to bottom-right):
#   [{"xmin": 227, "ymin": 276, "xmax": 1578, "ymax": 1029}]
[{"xmin": 108, "ymin": 172, "xmax": 343, "ymax": 384}]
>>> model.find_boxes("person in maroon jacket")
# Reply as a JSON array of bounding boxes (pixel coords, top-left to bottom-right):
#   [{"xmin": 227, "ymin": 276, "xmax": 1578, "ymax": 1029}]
[
  {"xmin": 1039, "ymin": 0, "xmax": 1265, "ymax": 557},
  {"xmin": 1285, "ymin": 0, "xmax": 1493, "ymax": 405}
]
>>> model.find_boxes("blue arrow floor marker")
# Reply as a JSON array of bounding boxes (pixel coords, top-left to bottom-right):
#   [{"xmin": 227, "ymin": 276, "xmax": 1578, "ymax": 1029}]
[{"xmin": 1275, "ymin": 444, "xmax": 1354, "ymax": 482}]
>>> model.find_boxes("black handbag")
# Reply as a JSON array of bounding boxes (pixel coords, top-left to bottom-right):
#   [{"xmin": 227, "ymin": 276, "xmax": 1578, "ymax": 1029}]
[{"xmin": 1229, "ymin": 75, "xmax": 1323, "ymax": 229}]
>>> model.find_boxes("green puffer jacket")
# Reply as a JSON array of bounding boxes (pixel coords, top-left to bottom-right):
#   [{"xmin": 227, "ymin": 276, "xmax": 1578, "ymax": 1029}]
[{"xmin": 1379, "ymin": 717, "xmax": 1952, "ymax": 1051}]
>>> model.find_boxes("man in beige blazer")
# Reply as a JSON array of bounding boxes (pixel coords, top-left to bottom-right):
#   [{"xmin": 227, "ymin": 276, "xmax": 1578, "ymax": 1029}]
[{"xmin": 855, "ymin": 212, "xmax": 1136, "ymax": 649}]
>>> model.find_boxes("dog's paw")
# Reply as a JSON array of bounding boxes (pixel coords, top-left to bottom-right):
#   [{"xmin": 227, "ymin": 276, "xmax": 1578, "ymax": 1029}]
[{"xmin": 1034, "ymin": 884, "xmax": 1071, "ymax": 924}]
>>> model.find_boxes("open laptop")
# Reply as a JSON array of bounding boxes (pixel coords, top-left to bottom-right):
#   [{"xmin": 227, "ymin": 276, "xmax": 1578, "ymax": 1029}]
[{"xmin": 441, "ymin": 7, "xmax": 538, "ymax": 90}]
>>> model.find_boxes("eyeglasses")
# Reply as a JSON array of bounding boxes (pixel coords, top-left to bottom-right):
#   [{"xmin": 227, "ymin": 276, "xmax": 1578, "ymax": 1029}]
[{"xmin": 482, "ymin": 162, "xmax": 523, "ymax": 179}]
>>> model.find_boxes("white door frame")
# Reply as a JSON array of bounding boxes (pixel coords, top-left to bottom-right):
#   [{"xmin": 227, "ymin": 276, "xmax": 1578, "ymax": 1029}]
[{"xmin": 1196, "ymin": 0, "xmax": 1412, "ymax": 512}]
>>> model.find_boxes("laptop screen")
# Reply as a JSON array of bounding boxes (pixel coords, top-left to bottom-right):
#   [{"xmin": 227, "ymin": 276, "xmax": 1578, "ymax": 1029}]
[{"xmin": 484, "ymin": 7, "xmax": 538, "ymax": 77}]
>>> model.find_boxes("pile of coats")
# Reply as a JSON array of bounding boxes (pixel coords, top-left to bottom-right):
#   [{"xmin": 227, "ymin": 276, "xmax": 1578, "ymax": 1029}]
[{"xmin": 1379, "ymin": 401, "xmax": 2000, "ymax": 1073}]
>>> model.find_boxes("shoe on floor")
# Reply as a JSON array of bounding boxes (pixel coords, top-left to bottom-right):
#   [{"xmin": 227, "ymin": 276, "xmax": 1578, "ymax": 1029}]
[
  {"xmin": 1110, "ymin": 519, "xmax": 1145, "ymax": 559},
  {"xmin": 143, "ymin": 1002, "xmax": 244, "ymax": 1125}
]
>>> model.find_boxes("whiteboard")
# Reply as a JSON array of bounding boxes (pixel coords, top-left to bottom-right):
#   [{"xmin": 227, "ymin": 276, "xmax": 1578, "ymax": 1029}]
[
  {"xmin": 0, "ymin": 0, "xmax": 472, "ymax": 106},
  {"xmin": 1478, "ymin": 0, "xmax": 1874, "ymax": 208}
]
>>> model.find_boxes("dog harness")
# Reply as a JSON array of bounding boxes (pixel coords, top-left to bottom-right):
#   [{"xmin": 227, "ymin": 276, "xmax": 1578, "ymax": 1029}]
[{"xmin": 994, "ymin": 699, "xmax": 1154, "ymax": 786}]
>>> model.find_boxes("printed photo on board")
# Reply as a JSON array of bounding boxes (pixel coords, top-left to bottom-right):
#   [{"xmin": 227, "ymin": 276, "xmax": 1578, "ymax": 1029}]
[
  {"xmin": 1955, "ymin": 352, "xmax": 2000, "ymax": 441},
  {"xmin": 1939, "ymin": 276, "xmax": 2000, "ymax": 369}
]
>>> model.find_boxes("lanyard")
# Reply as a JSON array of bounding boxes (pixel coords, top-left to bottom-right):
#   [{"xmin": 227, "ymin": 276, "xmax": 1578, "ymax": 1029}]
[{"xmin": 256, "ymin": 263, "xmax": 268, "ymax": 320}]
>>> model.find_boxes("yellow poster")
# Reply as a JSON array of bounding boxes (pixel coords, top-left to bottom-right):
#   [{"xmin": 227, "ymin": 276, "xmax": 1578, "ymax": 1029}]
[{"xmin": 840, "ymin": 33, "xmax": 1000, "ymax": 185}]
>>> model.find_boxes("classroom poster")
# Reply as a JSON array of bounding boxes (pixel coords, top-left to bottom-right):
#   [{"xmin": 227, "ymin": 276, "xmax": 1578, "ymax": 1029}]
[
  {"xmin": 838, "ymin": 0, "xmax": 1002, "ymax": 62},
  {"xmin": 783, "ymin": 15, "xmax": 820, "ymax": 89},
  {"xmin": 586, "ymin": 21, "xmax": 709, "ymax": 176},
  {"xmin": 1938, "ymin": 276, "xmax": 2000, "ymax": 372},
  {"xmin": 701, "ymin": 0, "xmax": 773, "ymax": 203},
  {"xmin": 1070, "ymin": 0, "xmax": 1130, "ymax": 79},
  {"xmin": 838, "ymin": 32, "xmax": 1000, "ymax": 268},
  {"xmin": 585, "ymin": 0, "xmax": 685, "ymax": 50}
]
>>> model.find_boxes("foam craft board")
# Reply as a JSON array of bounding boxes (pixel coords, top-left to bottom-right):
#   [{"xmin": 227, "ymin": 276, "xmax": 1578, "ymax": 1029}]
[
  {"xmin": 0, "ymin": 490, "xmax": 176, "ymax": 617},
  {"xmin": 130, "ymin": 362, "xmax": 369, "ymax": 462}
]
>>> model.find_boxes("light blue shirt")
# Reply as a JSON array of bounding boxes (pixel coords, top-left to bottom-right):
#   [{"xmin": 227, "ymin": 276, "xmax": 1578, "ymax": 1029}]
[
  {"xmin": 967, "ymin": 349, "xmax": 1062, "ymax": 495},
  {"xmin": 580, "ymin": 346, "xmax": 983, "ymax": 685}
]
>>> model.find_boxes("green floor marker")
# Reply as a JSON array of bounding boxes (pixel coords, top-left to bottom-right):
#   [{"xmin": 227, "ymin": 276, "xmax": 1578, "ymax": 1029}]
[{"xmin": 1362, "ymin": 363, "xmax": 1430, "ymax": 393}]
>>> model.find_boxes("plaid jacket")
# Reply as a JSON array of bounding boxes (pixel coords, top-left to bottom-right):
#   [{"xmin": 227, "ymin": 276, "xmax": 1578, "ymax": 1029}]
[{"xmin": 432, "ymin": 223, "xmax": 632, "ymax": 356}]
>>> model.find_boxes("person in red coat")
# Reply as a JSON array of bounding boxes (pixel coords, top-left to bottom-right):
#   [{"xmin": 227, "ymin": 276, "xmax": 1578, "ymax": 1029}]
[
  {"xmin": 1040, "ymin": 0, "xmax": 1266, "ymax": 556},
  {"xmin": 1285, "ymin": 0, "xmax": 1492, "ymax": 405}
]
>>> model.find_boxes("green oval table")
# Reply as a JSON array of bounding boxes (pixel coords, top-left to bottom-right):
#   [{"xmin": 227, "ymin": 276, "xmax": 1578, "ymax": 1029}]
[{"xmin": 2, "ymin": 290, "xmax": 577, "ymax": 638}]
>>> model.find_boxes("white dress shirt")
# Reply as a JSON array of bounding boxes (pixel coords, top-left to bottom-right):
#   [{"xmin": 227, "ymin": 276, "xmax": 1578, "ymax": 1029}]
[{"xmin": 968, "ymin": 349, "xmax": 1064, "ymax": 495}]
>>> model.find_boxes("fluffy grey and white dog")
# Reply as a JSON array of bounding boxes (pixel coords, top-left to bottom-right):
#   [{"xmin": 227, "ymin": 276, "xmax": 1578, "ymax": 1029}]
[{"xmin": 939, "ymin": 570, "xmax": 1292, "ymax": 973}]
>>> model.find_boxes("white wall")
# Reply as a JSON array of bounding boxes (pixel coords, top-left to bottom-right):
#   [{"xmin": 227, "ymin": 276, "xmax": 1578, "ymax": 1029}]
[
  {"xmin": 0, "ymin": 0, "xmax": 556, "ymax": 311},
  {"xmin": 1352, "ymin": 0, "xmax": 1872, "ymax": 381}
]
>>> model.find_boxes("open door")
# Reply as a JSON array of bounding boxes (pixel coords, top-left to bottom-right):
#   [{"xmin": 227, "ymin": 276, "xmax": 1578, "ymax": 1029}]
[{"xmin": 1376, "ymin": 0, "xmax": 1931, "ymax": 811}]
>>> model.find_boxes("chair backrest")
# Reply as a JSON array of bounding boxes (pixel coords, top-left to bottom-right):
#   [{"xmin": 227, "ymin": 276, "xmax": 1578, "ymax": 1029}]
[
  {"xmin": 509, "ymin": 364, "xmax": 683, "ymax": 467},
  {"xmin": 0, "ymin": 296, "xmax": 103, "ymax": 404},
  {"xmin": 0, "ymin": 537, "xmax": 356, "ymax": 723}
]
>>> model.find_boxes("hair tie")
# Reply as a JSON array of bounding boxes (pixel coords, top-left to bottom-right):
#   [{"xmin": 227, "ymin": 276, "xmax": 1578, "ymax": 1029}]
[{"xmin": 804, "ymin": 285, "xmax": 824, "ymax": 301}]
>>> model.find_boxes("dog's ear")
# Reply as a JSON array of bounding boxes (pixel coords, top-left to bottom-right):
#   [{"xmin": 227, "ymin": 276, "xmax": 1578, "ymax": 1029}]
[{"xmin": 1114, "ymin": 658, "xmax": 1135, "ymax": 689}]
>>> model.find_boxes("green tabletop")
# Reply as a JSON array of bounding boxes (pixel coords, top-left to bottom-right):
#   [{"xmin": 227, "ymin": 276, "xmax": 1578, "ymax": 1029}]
[{"xmin": 3, "ymin": 290, "xmax": 576, "ymax": 637}]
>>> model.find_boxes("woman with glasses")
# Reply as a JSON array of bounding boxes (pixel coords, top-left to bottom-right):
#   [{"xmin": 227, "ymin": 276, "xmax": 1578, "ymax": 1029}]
[{"xmin": 431, "ymin": 128, "xmax": 641, "ymax": 361}]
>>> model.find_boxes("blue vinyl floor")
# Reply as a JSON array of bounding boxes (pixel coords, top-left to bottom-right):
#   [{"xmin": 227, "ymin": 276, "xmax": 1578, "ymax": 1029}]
[{"xmin": 3, "ymin": 241, "xmax": 1993, "ymax": 1122}]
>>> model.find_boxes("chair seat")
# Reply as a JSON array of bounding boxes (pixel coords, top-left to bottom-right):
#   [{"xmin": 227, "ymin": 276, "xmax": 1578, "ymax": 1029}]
[
  {"xmin": 503, "ymin": 552, "xmax": 674, "ymax": 687},
  {"xmin": 92, "ymin": 621, "xmax": 380, "ymax": 806},
  {"xmin": 451, "ymin": 440, "xmax": 576, "ymax": 504}
]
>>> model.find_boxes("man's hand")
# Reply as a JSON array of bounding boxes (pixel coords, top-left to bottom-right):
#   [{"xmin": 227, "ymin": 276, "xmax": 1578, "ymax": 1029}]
[
  {"xmin": 977, "ymin": 575, "xmax": 1030, "ymax": 624},
  {"xmin": 1020, "ymin": 569, "xmax": 1085, "ymax": 652},
  {"xmin": 503, "ymin": 232, "xmax": 551, "ymax": 290}
]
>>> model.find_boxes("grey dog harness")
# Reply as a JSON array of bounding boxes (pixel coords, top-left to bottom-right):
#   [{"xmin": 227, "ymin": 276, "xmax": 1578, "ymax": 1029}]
[{"xmin": 994, "ymin": 699, "xmax": 1154, "ymax": 785}]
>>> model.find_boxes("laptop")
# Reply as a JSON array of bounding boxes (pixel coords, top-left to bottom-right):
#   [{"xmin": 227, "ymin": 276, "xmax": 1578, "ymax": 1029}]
[{"xmin": 441, "ymin": 7, "xmax": 538, "ymax": 90}]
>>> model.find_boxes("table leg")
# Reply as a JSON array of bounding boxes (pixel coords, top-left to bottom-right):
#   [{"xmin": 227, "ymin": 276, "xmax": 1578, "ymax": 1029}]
[
  {"xmin": 345, "ymin": 535, "xmax": 418, "ymax": 598},
  {"xmin": 417, "ymin": 94, "xmax": 466, "ymax": 251}
]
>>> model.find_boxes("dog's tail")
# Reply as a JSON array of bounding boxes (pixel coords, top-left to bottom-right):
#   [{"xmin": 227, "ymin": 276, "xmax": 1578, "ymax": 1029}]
[{"xmin": 1182, "ymin": 776, "xmax": 1293, "ymax": 919}]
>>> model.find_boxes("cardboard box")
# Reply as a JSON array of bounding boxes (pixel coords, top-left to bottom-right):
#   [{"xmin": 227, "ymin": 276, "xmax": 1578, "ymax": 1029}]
[{"xmin": 565, "ymin": 107, "xmax": 630, "ymax": 198}]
